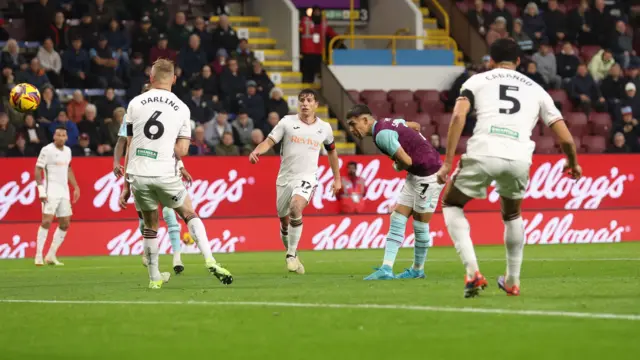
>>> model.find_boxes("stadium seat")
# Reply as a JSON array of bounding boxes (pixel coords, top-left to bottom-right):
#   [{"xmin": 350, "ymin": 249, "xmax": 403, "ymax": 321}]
[
  {"xmin": 456, "ymin": 136, "xmax": 469, "ymax": 154},
  {"xmin": 393, "ymin": 101, "xmax": 419, "ymax": 116},
  {"xmin": 565, "ymin": 112, "xmax": 589, "ymax": 136},
  {"xmin": 347, "ymin": 90, "xmax": 360, "ymax": 102},
  {"xmin": 367, "ymin": 100, "xmax": 392, "ymax": 117},
  {"xmin": 419, "ymin": 99, "xmax": 445, "ymax": 113},
  {"xmin": 431, "ymin": 113, "xmax": 451, "ymax": 127},
  {"xmin": 590, "ymin": 113, "xmax": 613, "ymax": 136},
  {"xmin": 387, "ymin": 90, "xmax": 414, "ymax": 103},
  {"xmin": 505, "ymin": 3, "xmax": 519, "ymax": 17},
  {"xmin": 413, "ymin": 113, "xmax": 432, "ymax": 126},
  {"xmin": 548, "ymin": 89, "xmax": 572, "ymax": 112},
  {"xmin": 580, "ymin": 45, "xmax": 601, "ymax": 63},
  {"xmin": 532, "ymin": 123, "xmax": 543, "ymax": 136},
  {"xmin": 582, "ymin": 135, "xmax": 607, "ymax": 153},
  {"xmin": 535, "ymin": 137, "xmax": 558, "ymax": 154},
  {"xmin": 360, "ymin": 90, "xmax": 387, "ymax": 103},
  {"xmin": 438, "ymin": 124, "xmax": 449, "ymax": 139},
  {"xmin": 541, "ymin": 123, "xmax": 555, "ymax": 136},
  {"xmin": 414, "ymin": 90, "xmax": 440, "ymax": 103}
]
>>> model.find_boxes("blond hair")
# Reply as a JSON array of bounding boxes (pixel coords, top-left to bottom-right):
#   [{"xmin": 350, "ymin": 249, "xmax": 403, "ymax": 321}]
[
  {"xmin": 151, "ymin": 58, "xmax": 175, "ymax": 83},
  {"xmin": 113, "ymin": 107, "xmax": 126, "ymax": 121}
]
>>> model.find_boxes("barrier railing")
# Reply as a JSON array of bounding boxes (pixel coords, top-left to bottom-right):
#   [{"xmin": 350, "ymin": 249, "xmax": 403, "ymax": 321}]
[{"xmin": 431, "ymin": 0, "xmax": 450, "ymax": 36}]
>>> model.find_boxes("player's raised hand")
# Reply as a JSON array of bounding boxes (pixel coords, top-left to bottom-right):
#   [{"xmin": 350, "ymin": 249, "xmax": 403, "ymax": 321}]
[
  {"xmin": 113, "ymin": 164, "xmax": 124, "ymax": 178},
  {"xmin": 72, "ymin": 187, "xmax": 80, "ymax": 204},
  {"xmin": 119, "ymin": 186, "xmax": 130, "ymax": 209},
  {"xmin": 331, "ymin": 178, "xmax": 342, "ymax": 196},
  {"xmin": 436, "ymin": 163, "xmax": 451, "ymax": 185},
  {"xmin": 180, "ymin": 167, "xmax": 193, "ymax": 187},
  {"xmin": 249, "ymin": 151, "xmax": 260, "ymax": 164},
  {"xmin": 564, "ymin": 163, "xmax": 582, "ymax": 179}
]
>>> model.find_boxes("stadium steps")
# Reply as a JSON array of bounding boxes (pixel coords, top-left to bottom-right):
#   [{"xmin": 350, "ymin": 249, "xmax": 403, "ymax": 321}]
[{"xmin": 412, "ymin": 0, "xmax": 464, "ymax": 65}]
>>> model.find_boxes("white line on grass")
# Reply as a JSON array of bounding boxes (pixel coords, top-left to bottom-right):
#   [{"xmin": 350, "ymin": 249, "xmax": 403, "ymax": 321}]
[{"xmin": 0, "ymin": 299, "xmax": 638, "ymax": 321}]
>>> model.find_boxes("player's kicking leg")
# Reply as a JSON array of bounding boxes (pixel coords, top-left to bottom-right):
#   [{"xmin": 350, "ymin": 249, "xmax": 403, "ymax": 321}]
[
  {"xmin": 173, "ymin": 195, "xmax": 233, "ymax": 284},
  {"xmin": 45, "ymin": 215, "xmax": 70, "ymax": 266},
  {"xmin": 162, "ymin": 207, "xmax": 184, "ymax": 274}
]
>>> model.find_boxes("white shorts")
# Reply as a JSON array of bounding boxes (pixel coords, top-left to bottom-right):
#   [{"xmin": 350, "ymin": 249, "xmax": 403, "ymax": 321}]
[
  {"xmin": 397, "ymin": 173, "xmax": 444, "ymax": 213},
  {"xmin": 129, "ymin": 175, "xmax": 187, "ymax": 212},
  {"xmin": 452, "ymin": 154, "xmax": 530, "ymax": 200},
  {"xmin": 42, "ymin": 197, "xmax": 72, "ymax": 217},
  {"xmin": 276, "ymin": 177, "xmax": 317, "ymax": 218}
]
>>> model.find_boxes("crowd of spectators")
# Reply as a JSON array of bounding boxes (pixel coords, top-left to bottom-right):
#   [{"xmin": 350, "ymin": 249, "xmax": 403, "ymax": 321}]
[
  {"xmin": 461, "ymin": 0, "xmax": 640, "ymax": 152},
  {"xmin": 0, "ymin": 0, "xmax": 286, "ymax": 157}
]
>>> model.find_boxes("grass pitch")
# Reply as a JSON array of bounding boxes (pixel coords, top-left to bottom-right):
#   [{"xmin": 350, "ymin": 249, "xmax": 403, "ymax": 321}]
[{"xmin": 0, "ymin": 243, "xmax": 639, "ymax": 360}]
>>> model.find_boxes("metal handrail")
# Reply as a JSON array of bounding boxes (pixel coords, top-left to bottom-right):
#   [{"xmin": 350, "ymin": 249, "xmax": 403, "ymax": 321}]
[{"xmin": 430, "ymin": 0, "xmax": 450, "ymax": 36}]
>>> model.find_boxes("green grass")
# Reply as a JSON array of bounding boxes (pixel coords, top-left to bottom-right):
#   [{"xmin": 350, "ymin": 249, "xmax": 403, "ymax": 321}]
[{"xmin": 1, "ymin": 243, "xmax": 639, "ymax": 360}]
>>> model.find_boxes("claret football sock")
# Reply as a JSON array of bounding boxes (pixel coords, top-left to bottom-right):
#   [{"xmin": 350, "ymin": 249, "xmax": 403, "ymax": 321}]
[
  {"xmin": 443, "ymin": 206, "xmax": 479, "ymax": 278},
  {"xmin": 504, "ymin": 217, "xmax": 525, "ymax": 287},
  {"xmin": 382, "ymin": 212, "xmax": 408, "ymax": 268}
]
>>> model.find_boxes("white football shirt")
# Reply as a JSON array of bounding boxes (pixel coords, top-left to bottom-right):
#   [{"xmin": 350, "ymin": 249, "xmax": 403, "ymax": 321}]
[
  {"xmin": 268, "ymin": 114, "xmax": 335, "ymax": 186},
  {"xmin": 125, "ymin": 88, "xmax": 191, "ymax": 177},
  {"xmin": 461, "ymin": 68, "xmax": 562, "ymax": 163},
  {"xmin": 36, "ymin": 143, "xmax": 72, "ymax": 199}
]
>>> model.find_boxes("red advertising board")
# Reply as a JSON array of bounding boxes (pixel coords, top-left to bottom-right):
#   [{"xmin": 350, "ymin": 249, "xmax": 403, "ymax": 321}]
[
  {"xmin": 1, "ymin": 155, "xmax": 638, "ymax": 222},
  {"xmin": 0, "ymin": 210, "xmax": 637, "ymax": 259}
]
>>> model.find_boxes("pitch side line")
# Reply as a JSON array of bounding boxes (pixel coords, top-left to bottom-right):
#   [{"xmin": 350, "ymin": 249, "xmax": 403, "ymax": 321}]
[{"xmin": 0, "ymin": 299, "xmax": 638, "ymax": 321}]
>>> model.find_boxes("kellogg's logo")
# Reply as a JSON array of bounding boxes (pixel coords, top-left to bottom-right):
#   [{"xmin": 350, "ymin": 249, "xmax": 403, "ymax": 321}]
[
  {"xmin": 0, "ymin": 171, "xmax": 37, "ymax": 220},
  {"xmin": 524, "ymin": 213, "xmax": 630, "ymax": 244},
  {"xmin": 0, "ymin": 235, "xmax": 34, "ymax": 259}
]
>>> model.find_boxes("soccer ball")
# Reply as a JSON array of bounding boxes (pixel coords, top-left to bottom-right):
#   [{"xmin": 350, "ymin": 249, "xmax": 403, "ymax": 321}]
[{"xmin": 9, "ymin": 83, "xmax": 41, "ymax": 113}]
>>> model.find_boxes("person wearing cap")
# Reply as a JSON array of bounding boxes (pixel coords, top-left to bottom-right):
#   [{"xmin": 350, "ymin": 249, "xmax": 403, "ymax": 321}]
[
  {"xmin": 211, "ymin": 48, "xmax": 229, "ymax": 75},
  {"xmin": 167, "ymin": 12, "xmax": 190, "ymax": 51},
  {"xmin": 71, "ymin": 132, "xmax": 96, "ymax": 156},
  {"xmin": 132, "ymin": 16, "xmax": 159, "ymax": 63},
  {"xmin": 569, "ymin": 63, "xmax": 607, "ymax": 113},
  {"xmin": 212, "ymin": 14, "xmax": 239, "ymax": 56},
  {"xmin": 62, "ymin": 36, "xmax": 90, "ymax": 88},
  {"xmin": 89, "ymin": 34, "xmax": 123, "ymax": 88},
  {"xmin": 617, "ymin": 106, "xmax": 639, "ymax": 151},
  {"xmin": 557, "ymin": 41, "xmax": 580, "ymax": 82},
  {"xmin": 532, "ymin": 40, "xmax": 562, "ymax": 89},
  {"xmin": 588, "ymin": 48, "xmax": 615, "ymax": 83},
  {"xmin": 240, "ymin": 80, "xmax": 266, "ymax": 124},
  {"xmin": 511, "ymin": 18, "xmax": 533, "ymax": 54},
  {"xmin": 486, "ymin": 16, "xmax": 508, "ymax": 46},
  {"xmin": 543, "ymin": 0, "xmax": 566, "ymax": 46},
  {"xmin": 622, "ymin": 82, "xmax": 640, "ymax": 118},
  {"xmin": 184, "ymin": 81, "xmax": 215, "ymax": 124},
  {"xmin": 178, "ymin": 34, "xmax": 208, "ymax": 79},
  {"xmin": 150, "ymin": 33, "xmax": 177, "ymax": 64}
]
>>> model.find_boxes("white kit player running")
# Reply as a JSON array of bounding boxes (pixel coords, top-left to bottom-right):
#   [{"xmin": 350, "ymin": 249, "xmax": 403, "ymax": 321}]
[
  {"xmin": 436, "ymin": 39, "xmax": 582, "ymax": 298},
  {"xmin": 34, "ymin": 125, "xmax": 81, "ymax": 266},
  {"xmin": 118, "ymin": 59, "xmax": 232, "ymax": 289},
  {"xmin": 249, "ymin": 89, "xmax": 342, "ymax": 274}
]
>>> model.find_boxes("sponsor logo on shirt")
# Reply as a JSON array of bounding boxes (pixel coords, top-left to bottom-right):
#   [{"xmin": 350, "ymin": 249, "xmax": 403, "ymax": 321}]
[
  {"xmin": 136, "ymin": 148, "xmax": 158, "ymax": 159},
  {"xmin": 489, "ymin": 126, "xmax": 519, "ymax": 139},
  {"xmin": 290, "ymin": 135, "xmax": 320, "ymax": 149}
]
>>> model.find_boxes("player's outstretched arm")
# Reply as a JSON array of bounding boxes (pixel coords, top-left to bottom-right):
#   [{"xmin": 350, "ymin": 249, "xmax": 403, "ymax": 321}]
[
  {"xmin": 249, "ymin": 137, "xmax": 276, "ymax": 163},
  {"xmin": 327, "ymin": 148, "xmax": 342, "ymax": 195},
  {"xmin": 550, "ymin": 120, "xmax": 582, "ymax": 179},
  {"xmin": 113, "ymin": 136, "xmax": 127, "ymax": 178},
  {"xmin": 68, "ymin": 166, "xmax": 80, "ymax": 203}
]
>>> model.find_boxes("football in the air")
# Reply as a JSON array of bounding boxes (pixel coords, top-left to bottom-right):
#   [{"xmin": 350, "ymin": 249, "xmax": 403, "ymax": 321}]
[{"xmin": 9, "ymin": 83, "xmax": 41, "ymax": 113}]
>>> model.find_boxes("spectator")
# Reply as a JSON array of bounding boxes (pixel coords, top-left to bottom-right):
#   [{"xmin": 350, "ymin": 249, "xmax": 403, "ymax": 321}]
[
  {"xmin": 232, "ymin": 38, "xmax": 255, "ymax": 75},
  {"xmin": 430, "ymin": 133, "xmax": 445, "ymax": 154},
  {"xmin": 0, "ymin": 19, "xmax": 9, "ymax": 42},
  {"xmin": 569, "ymin": 63, "xmax": 607, "ymax": 113},
  {"xmin": 99, "ymin": 107, "xmax": 122, "ymax": 152},
  {"xmin": 37, "ymin": 38, "xmax": 63, "ymax": 88},
  {"xmin": 49, "ymin": 110, "xmax": 79, "ymax": 147},
  {"xmin": 522, "ymin": 2, "xmax": 545, "ymax": 43},
  {"xmin": 71, "ymin": 133, "xmax": 96, "ymax": 156},
  {"xmin": 490, "ymin": 0, "xmax": 513, "ymax": 33},
  {"xmin": 486, "ymin": 17, "xmax": 509, "ymax": 46},
  {"xmin": 90, "ymin": 35, "xmax": 123, "ymax": 88},
  {"xmin": 211, "ymin": 0, "xmax": 230, "ymax": 15},
  {"xmin": 45, "ymin": 11, "xmax": 70, "ymax": 52},
  {"xmin": 543, "ymin": 0, "xmax": 566, "ymax": 46},
  {"xmin": 622, "ymin": 82, "xmax": 640, "ymax": 118},
  {"xmin": 192, "ymin": 16, "xmax": 213, "ymax": 60},
  {"xmin": 127, "ymin": 53, "xmax": 149, "ymax": 99},
  {"xmin": 467, "ymin": 0, "xmax": 491, "ymax": 36},
  {"xmin": 263, "ymin": 111, "xmax": 280, "ymax": 137},
  {"xmin": 198, "ymin": 65, "xmax": 220, "ymax": 101},
  {"xmin": 184, "ymin": 82, "xmax": 215, "ymax": 124},
  {"xmin": 28, "ymin": 0, "xmax": 55, "ymax": 42},
  {"xmin": 557, "ymin": 41, "xmax": 580, "ymax": 83},
  {"xmin": 267, "ymin": 87, "xmax": 289, "ymax": 119},
  {"xmin": 600, "ymin": 64, "xmax": 626, "ymax": 106},
  {"xmin": 211, "ymin": 48, "xmax": 228, "ymax": 76},
  {"xmin": 532, "ymin": 41, "xmax": 561, "ymax": 89},
  {"xmin": 617, "ymin": 106, "xmax": 639, "ymax": 150},
  {"xmin": 524, "ymin": 61, "xmax": 547, "ymax": 89},
  {"xmin": 131, "ymin": 16, "xmax": 159, "ymax": 64},
  {"xmin": 512, "ymin": 18, "xmax": 534, "ymax": 54},
  {"xmin": 67, "ymin": 90, "xmax": 88, "ymax": 123},
  {"xmin": 96, "ymin": 88, "xmax": 123, "ymax": 122},
  {"xmin": 71, "ymin": 13, "xmax": 100, "ymax": 51},
  {"xmin": 90, "ymin": 0, "xmax": 114, "ymax": 30},
  {"xmin": 167, "ymin": 12, "xmax": 190, "ymax": 51},
  {"xmin": 232, "ymin": 110, "xmax": 254, "ymax": 146},
  {"xmin": 212, "ymin": 15, "xmax": 239, "ymax": 55},
  {"xmin": 240, "ymin": 81, "xmax": 265, "ymax": 124},
  {"xmin": 215, "ymin": 131, "xmax": 240, "ymax": 155},
  {"xmin": 567, "ymin": 0, "xmax": 594, "ymax": 45},
  {"xmin": 338, "ymin": 161, "xmax": 366, "ymax": 214},
  {"xmin": 1, "ymin": 39, "xmax": 27, "ymax": 73},
  {"xmin": 242, "ymin": 128, "xmax": 273, "ymax": 156},
  {"xmin": 248, "ymin": 60, "xmax": 274, "ymax": 95},
  {"xmin": 189, "ymin": 125, "xmax": 213, "ymax": 155},
  {"xmin": 588, "ymin": 49, "xmax": 615, "ymax": 83},
  {"xmin": 179, "ymin": 34, "xmax": 208, "ymax": 79},
  {"xmin": 36, "ymin": 86, "xmax": 61, "ymax": 124},
  {"xmin": 0, "ymin": 112, "xmax": 16, "ymax": 156},
  {"xmin": 220, "ymin": 58, "xmax": 247, "ymax": 111},
  {"xmin": 7, "ymin": 135, "xmax": 35, "ymax": 157},
  {"xmin": 20, "ymin": 114, "xmax": 48, "ymax": 153},
  {"xmin": 104, "ymin": 19, "xmax": 131, "ymax": 67},
  {"xmin": 204, "ymin": 110, "xmax": 232, "ymax": 147},
  {"xmin": 627, "ymin": 64, "xmax": 640, "ymax": 91},
  {"xmin": 611, "ymin": 20, "xmax": 635, "ymax": 69},
  {"xmin": 59, "ymin": 0, "xmax": 78, "ymax": 20},
  {"xmin": 149, "ymin": 34, "xmax": 177, "ymax": 65},
  {"xmin": 77, "ymin": 103, "xmax": 101, "ymax": 150},
  {"xmin": 144, "ymin": 0, "xmax": 170, "ymax": 33},
  {"xmin": 62, "ymin": 37, "xmax": 90, "ymax": 88},
  {"xmin": 17, "ymin": 58, "xmax": 50, "ymax": 91},
  {"xmin": 606, "ymin": 132, "xmax": 633, "ymax": 153},
  {"xmin": 172, "ymin": 66, "xmax": 189, "ymax": 100},
  {"xmin": 591, "ymin": 0, "xmax": 614, "ymax": 47}
]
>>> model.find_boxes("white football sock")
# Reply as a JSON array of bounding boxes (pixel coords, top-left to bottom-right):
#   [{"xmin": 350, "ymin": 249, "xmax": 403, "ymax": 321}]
[
  {"xmin": 46, "ymin": 228, "xmax": 67, "ymax": 258},
  {"xmin": 143, "ymin": 230, "xmax": 161, "ymax": 281},
  {"xmin": 287, "ymin": 217, "xmax": 303, "ymax": 257},
  {"xmin": 443, "ymin": 206, "xmax": 479, "ymax": 278},
  {"xmin": 504, "ymin": 217, "xmax": 525, "ymax": 287},
  {"xmin": 187, "ymin": 217, "xmax": 215, "ymax": 262},
  {"xmin": 36, "ymin": 226, "xmax": 49, "ymax": 257}
]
